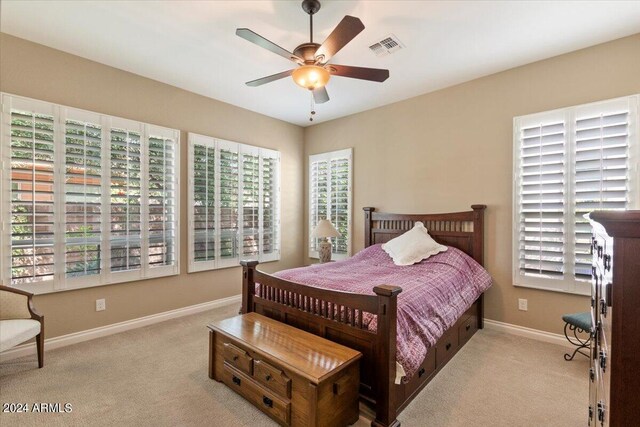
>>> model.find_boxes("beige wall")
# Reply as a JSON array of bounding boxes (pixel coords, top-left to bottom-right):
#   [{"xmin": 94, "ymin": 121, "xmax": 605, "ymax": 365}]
[
  {"xmin": 304, "ymin": 34, "xmax": 640, "ymax": 335},
  {"xmin": 0, "ymin": 33, "xmax": 305, "ymax": 338},
  {"xmin": 2, "ymin": 31, "xmax": 639, "ymax": 340}
]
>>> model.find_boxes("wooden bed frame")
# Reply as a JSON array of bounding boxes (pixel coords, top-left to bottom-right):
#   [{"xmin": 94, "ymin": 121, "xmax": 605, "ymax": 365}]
[{"xmin": 241, "ymin": 205, "xmax": 487, "ymax": 427}]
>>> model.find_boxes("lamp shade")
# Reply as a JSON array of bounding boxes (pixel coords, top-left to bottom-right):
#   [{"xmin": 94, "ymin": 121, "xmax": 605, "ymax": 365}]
[{"xmin": 312, "ymin": 219, "xmax": 341, "ymax": 238}]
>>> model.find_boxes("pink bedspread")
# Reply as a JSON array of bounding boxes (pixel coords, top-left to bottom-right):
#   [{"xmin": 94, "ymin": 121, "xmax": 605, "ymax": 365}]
[{"xmin": 272, "ymin": 244, "xmax": 492, "ymax": 380}]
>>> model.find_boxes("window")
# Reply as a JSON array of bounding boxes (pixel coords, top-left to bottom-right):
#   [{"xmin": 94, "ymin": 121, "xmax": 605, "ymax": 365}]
[
  {"xmin": 1, "ymin": 93, "xmax": 180, "ymax": 293},
  {"xmin": 309, "ymin": 148, "xmax": 352, "ymax": 260},
  {"xmin": 513, "ymin": 95, "xmax": 639, "ymax": 295},
  {"xmin": 187, "ymin": 133, "xmax": 280, "ymax": 272}
]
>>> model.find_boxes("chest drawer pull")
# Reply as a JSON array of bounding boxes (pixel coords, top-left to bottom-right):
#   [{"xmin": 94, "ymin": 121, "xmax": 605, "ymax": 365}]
[
  {"xmin": 599, "ymin": 298, "xmax": 607, "ymax": 317},
  {"xmin": 253, "ymin": 359, "xmax": 291, "ymax": 397},
  {"xmin": 232, "ymin": 375, "xmax": 241, "ymax": 386},
  {"xmin": 597, "ymin": 401, "xmax": 605, "ymax": 423},
  {"xmin": 418, "ymin": 367, "xmax": 426, "ymax": 377},
  {"xmin": 262, "ymin": 396, "xmax": 273, "ymax": 408},
  {"xmin": 333, "ymin": 375, "xmax": 351, "ymax": 396},
  {"xmin": 594, "ymin": 321, "xmax": 600, "ymax": 355},
  {"xmin": 445, "ymin": 342, "xmax": 452, "ymax": 351}
]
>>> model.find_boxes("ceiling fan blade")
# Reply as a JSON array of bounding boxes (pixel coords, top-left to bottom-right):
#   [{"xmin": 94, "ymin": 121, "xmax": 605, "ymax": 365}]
[
  {"xmin": 246, "ymin": 70, "xmax": 294, "ymax": 87},
  {"xmin": 236, "ymin": 28, "xmax": 301, "ymax": 63},
  {"xmin": 327, "ymin": 64, "xmax": 389, "ymax": 82},
  {"xmin": 313, "ymin": 87, "xmax": 330, "ymax": 104},
  {"xmin": 314, "ymin": 16, "xmax": 365, "ymax": 64}
]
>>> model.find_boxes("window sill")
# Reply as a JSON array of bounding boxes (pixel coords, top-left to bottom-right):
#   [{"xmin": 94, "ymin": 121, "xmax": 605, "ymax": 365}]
[
  {"xmin": 187, "ymin": 257, "xmax": 281, "ymax": 274},
  {"xmin": 6, "ymin": 270, "xmax": 180, "ymax": 295},
  {"xmin": 513, "ymin": 282, "xmax": 591, "ymax": 297}
]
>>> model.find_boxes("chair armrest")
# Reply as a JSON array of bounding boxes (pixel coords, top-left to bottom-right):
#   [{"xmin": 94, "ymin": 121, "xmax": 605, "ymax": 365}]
[{"xmin": 0, "ymin": 285, "xmax": 43, "ymax": 322}]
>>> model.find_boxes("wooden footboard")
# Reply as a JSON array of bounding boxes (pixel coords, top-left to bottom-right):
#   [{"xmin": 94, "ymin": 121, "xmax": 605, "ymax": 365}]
[{"xmin": 241, "ymin": 260, "xmax": 401, "ymax": 426}]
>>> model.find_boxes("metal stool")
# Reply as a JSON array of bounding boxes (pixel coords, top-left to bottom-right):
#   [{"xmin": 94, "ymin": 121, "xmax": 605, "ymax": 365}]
[{"xmin": 562, "ymin": 312, "xmax": 592, "ymax": 361}]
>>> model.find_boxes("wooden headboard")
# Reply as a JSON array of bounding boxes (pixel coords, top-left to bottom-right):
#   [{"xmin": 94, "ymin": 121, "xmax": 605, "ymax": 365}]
[{"xmin": 363, "ymin": 205, "xmax": 486, "ymax": 266}]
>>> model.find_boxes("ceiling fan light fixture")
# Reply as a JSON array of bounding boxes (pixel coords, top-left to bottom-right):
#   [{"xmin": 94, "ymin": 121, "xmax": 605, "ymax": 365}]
[{"xmin": 292, "ymin": 65, "xmax": 330, "ymax": 90}]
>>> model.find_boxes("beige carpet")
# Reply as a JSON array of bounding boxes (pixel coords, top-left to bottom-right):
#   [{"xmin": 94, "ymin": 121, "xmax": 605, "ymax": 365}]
[{"xmin": 0, "ymin": 304, "xmax": 588, "ymax": 427}]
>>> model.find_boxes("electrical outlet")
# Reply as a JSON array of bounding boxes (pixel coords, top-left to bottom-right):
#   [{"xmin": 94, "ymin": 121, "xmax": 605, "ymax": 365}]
[
  {"xmin": 518, "ymin": 298, "xmax": 528, "ymax": 311},
  {"xmin": 96, "ymin": 298, "xmax": 106, "ymax": 312}
]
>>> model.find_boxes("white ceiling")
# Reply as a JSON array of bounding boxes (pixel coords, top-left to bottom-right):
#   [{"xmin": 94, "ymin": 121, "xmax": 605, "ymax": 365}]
[{"xmin": 2, "ymin": 1, "xmax": 640, "ymax": 127}]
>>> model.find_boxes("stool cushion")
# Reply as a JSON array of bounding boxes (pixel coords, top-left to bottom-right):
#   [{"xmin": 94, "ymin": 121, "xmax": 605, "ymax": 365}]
[{"xmin": 562, "ymin": 312, "xmax": 592, "ymax": 331}]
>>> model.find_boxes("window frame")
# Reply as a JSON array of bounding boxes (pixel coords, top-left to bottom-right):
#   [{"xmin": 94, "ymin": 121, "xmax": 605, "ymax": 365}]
[
  {"xmin": 187, "ymin": 133, "xmax": 281, "ymax": 273},
  {"xmin": 308, "ymin": 148, "xmax": 353, "ymax": 260},
  {"xmin": 0, "ymin": 93, "xmax": 180, "ymax": 294},
  {"xmin": 512, "ymin": 95, "xmax": 640, "ymax": 296}
]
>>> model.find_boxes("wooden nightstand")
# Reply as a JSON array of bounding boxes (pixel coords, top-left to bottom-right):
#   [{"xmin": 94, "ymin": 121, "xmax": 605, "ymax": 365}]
[{"xmin": 209, "ymin": 313, "xmax": 362, "ymax": 426}]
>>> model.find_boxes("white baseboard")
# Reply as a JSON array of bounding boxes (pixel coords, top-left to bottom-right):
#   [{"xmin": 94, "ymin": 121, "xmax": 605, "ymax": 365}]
[
  {"xmin": 0, "ymin": 294, "xmax": 241, "ymax": 363},
  {"xmin": 483, "ymin": 318, "xmax": 574, "ymax": 348}
]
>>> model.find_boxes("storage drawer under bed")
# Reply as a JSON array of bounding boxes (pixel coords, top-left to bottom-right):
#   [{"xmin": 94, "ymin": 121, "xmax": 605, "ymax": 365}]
[{"xmin": 397, "ymin": 304, "xmax": 479, "ymax": 409}]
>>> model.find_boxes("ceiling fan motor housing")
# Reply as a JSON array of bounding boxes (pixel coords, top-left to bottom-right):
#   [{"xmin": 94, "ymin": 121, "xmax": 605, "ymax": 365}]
[{"xmin": 293, "ymin": 43, "xmax": 321, "ymax": 63}]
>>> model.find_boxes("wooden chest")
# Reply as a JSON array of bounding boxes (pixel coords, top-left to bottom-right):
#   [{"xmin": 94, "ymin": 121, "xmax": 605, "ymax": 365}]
[
  {"xmin": 587, "ymin": 211, "xmax": 640, "ymax": 427},
  {"xmin": 208, "ymin": 312, "xmax": 362, "ymax": 427}
]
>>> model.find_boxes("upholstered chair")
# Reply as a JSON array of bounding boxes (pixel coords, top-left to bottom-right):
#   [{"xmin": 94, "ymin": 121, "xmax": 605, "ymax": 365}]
[{"xmin": 0, "ymin": 285, "xmax": 44, "ymax": 368}]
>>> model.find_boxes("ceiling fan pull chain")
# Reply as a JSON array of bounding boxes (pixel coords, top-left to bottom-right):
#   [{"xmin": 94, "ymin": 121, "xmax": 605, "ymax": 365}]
[{"xmin": 310, "ymin": 91, "xmax": 316, "ymax": 122}]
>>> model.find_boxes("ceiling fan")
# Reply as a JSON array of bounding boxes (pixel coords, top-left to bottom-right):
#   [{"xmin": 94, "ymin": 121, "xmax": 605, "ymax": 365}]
[{"xmin": 236, "ymin": 0, "xmax": 389, "ymax": 106}]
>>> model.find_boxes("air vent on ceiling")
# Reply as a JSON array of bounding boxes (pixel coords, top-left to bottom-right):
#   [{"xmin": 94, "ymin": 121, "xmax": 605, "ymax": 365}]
[{"xmin": 369, "ymin": 34, "xmax": 404, "ymax": 57}]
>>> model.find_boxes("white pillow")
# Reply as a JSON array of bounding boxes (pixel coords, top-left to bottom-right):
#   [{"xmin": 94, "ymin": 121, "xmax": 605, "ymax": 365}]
[{"xmin": 381, "ymin": 222, "xmax": 447, "ymax": 266}]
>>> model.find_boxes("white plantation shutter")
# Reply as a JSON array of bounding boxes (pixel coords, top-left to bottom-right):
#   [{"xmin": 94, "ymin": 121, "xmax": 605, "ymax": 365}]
[
  {"xmin": 513, "ymin": 95, "xmax": 639, "ymax": 295},
  {"xmin": 330, "ymin": 157, "xmax": 350, "ymax": 254},
  {"xmin": 147, "ymin": 130, "xmax": 178, "ymax": 274},
  {"xmin": 1, "ymin": 93, "xmax": 180, "ymax": 293},
  {"xmin": 309, "ymin": 149, "xmax": 352, "ymax": 260},
  {"xmin": 187, "ymin": 134, "xmax": 280, "ymax": 272},
  {"xmin": 574, "ymin": 104, "xmax": 634, "ymax": 278},
  {"xmin": 147, "ymin": 130, "xmax": 179, "ymax": 275},
  {"xmin": 517, "ymin": 118, "xmax": 566, "ymax": 280},
  {"xmin": 64, "ymin": 111, "xmax": 103, "ymax": 283},
  {"xmin": 7, "ymin": 100, "xmax": 57, "ymax": 286},
  {"xmin": 191, "ymin": 138, "xmax": 216, "ymax": 267},
  {"xmin": 309, "ymin": 159, "xmax": 329, "ymax": 255},
  {"xmin": 218, "ymin": 141, "xmax": 240, "ymax": 267},
  {"xmin": 109, "ymin": 124, "xmax": 143, "ymax": 275},
  {"xmin": 241, "ymin": 147, "xmax": 260, "ymax": 259},
  {"xmin": 261, "ymin": 151, "xmax": 280, "ymax": 261}
]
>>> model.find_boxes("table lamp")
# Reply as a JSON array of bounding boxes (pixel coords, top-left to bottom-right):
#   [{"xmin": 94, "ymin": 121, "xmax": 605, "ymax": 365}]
[{"xmin": 312, "ymin": 219, "xmax": 341, "ymax": 263}]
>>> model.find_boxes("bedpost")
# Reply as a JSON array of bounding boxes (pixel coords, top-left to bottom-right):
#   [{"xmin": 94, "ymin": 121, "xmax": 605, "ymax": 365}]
[
  {"xmin": 471, "ymin": 204, "xmax": 486, "ymax": 330},
  {"xmin": 372, "ymin": 284, "xmax": 402, "ymax": 427},
  {"xmin": 364, "ymin": 207, "xmax": 375, "ymax": 248},
  {"xmin": 240, "ymin": 260, "xmax": 259, "ymax": 314},
  {"xmin": 470, "ymin": 204, "xmax": 486, "ymax": 265}
]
